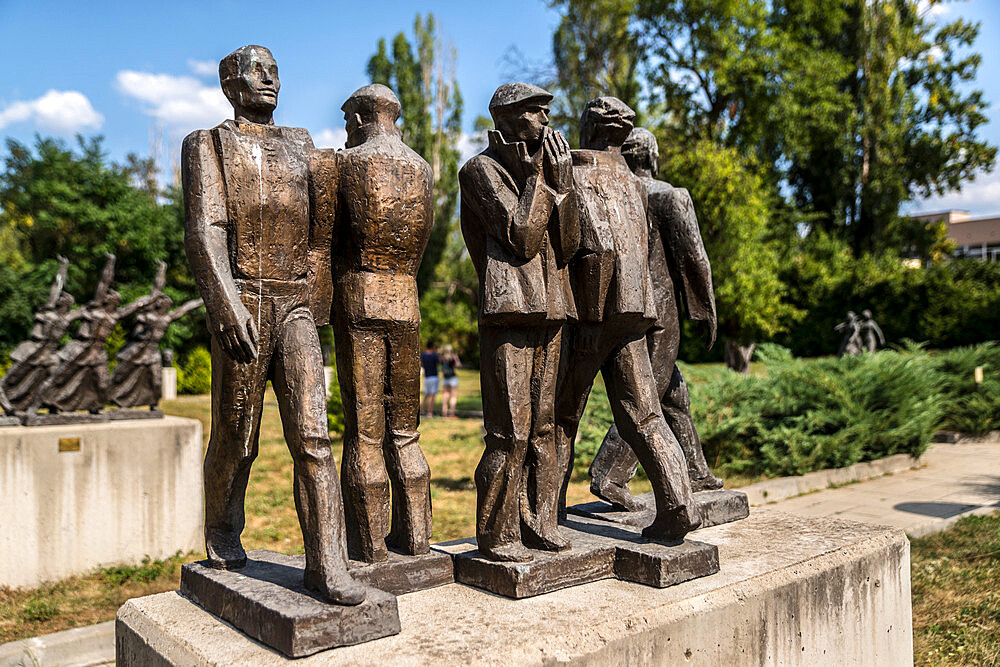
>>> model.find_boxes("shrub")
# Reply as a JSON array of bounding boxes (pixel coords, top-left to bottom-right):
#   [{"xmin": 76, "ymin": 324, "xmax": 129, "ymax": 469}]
[
  {"xmin": 327, "ymin": 356, "xmax": 345, "ymax": 436},
  {"xmin": 177, "ymin": 346, "xmax": 212, "ymax": 395}
]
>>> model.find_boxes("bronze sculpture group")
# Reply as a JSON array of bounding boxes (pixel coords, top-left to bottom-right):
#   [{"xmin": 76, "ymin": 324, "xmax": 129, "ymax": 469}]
[
  {"xmin": 174, "ymin": 44, "xmax": 742, "ymax": 654},
  {"xmin": 836, "ymin": 309, "xmax": 885, "ymax": 357},
  {"xmin": 0, "ymin": 254, "xmax": 201, "ymax": 424}
]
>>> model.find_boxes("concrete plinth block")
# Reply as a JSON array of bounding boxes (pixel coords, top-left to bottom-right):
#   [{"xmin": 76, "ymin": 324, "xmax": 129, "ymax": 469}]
[
  {"xmin": 23, "ymin": 411, "xmax": 109, "ymax": 426},
  {"xmin": 446, "ymin": 538, "xmax": 615, "ymax": 599},
  {"xmin": 115, "ymin": 510, "xmax": 913, "ymax": 665},
  {"xmin": 106, "ymin": 407, "xmax": 164, "ymax": 421},
  {"xmin": 179, "ymin": 550, "xmax": 400, "ymax": 658},
  {"xmin": 0, "ymin": 416, "xmax": 203, "ymax": 588},
  {"xmin": 348, "ymin": 548, "xmax": 455, "ymax": 595},
  {"xmin": 568, "ymin": 489, "xmax": 749, "ymax": 529}
]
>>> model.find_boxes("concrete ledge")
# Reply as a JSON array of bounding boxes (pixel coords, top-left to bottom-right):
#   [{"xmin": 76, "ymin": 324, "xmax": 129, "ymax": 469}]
[
  {"xmin": 741, "ymin": 453, "xmax": 920, "ymax": 506},
  {"xmin": 0, "ymin": 620, "xmax": 114, "ymax": 667},
  {"xmin": 115, "ymin": 509, "xmax": 912, "ymax": 665},
  {"xmin": 0, "ymin": 416, "xmax": 203, "ymax": 588}
]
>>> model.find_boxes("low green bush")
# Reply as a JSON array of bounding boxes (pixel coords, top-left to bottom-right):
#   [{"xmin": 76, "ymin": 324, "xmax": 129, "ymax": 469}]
[
  {"xmin": 574, "ymin": 342, "xmax": 998, "ymax": 481},
  {"xmin": 177, "ymin": 346, "xmax": 212, "ymax": 395},
  {"xmin": 327, "ymin": 358, "xmax": 345, "ymax": 436}
]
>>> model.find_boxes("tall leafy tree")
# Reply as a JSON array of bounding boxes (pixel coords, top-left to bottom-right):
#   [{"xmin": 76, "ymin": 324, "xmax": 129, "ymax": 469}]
[{"xmin": 367, "ymin": 14, "xmax": 463, "ymax": 293}]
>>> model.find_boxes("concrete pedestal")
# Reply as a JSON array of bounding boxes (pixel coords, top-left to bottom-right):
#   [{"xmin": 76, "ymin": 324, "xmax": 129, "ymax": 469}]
[
  {"xmin": 116, "ymin": 509, "xmax": 912, "ymax": 665},
  {"xmin": 0, "ymin": 416, "xmax": 203, "ymax": 588},
  {"xmin": 161, "ymin": 367, "xmax": 177, "ymax": 401}
]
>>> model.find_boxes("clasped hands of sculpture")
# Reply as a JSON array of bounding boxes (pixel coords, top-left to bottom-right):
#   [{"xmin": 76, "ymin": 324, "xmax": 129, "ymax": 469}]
[{"xmin": 183, "ymin": 44, "xmax": 722, "ymax": 608}]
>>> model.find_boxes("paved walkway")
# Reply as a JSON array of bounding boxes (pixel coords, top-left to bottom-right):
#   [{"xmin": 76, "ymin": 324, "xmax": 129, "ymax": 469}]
[{"xmin": 769, "ymin": 441, "xmax": 1000, "ymax": 537}]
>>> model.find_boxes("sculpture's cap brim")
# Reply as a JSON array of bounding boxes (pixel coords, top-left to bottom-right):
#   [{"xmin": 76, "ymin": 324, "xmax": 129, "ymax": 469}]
[{"xmin": 489, "ymin": 83, "xmax": 553, "ymax": 114}]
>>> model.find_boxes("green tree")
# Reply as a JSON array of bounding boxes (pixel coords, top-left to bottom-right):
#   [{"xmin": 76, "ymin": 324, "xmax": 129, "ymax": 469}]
[
  {"xmin": 0, "ymin": 135, "xmax": 203, "ymax": 353},
  {"xmin": 367, "ymin": 14, "xmax": 463, "ymax": 293}
]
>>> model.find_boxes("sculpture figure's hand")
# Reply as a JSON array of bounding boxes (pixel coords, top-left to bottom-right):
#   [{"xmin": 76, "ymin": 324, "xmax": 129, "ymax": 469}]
[
  {"xmin": 211, "ymin": 300, "xmax": 259, "ymax": 364},
  {"xmin": 575, "ymin": 324, "xmax": 600, "ymax": 355},
  {"xmin": 543, "ymin": 128, "xmax": 573, "ymax": 195}
]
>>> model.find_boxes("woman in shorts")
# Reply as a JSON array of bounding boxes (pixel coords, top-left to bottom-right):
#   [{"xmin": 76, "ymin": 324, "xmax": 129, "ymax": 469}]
[{"xmin": 439, "ymin": 344, "xmax": 462, "ymax": 418}]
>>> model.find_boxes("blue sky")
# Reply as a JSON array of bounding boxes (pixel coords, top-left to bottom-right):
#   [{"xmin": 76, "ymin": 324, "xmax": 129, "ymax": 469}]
[{"xmin": 1, "ymin": 0, "xmax": 998, "ymax": 214}]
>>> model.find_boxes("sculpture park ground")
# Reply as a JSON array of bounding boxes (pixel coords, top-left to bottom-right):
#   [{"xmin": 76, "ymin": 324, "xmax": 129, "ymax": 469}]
[{"xmin": 1, "ymin": 366, "xmax": 997, "ymax": 665}]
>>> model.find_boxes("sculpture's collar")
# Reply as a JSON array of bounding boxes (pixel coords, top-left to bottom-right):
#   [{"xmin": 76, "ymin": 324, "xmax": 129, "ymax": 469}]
[{"xmin": 487, "ymin": 130, "xmax": 533, "ymax": 183}]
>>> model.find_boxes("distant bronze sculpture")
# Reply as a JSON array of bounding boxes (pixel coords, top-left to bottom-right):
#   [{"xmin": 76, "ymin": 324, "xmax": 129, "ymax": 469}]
[
  {"xmin": 109, "ymin": 262, "xmax": 203, "ymax": 410},
  {"xmin": 589, "ymin": 128, "xmax": 722, "ymax": 512},
  {"xmin": 182, "ymin": 44, "xmax": 363, "ymax": 604},
  {"xmin": 860, "ymin": 309, "xmax": 884, "ymax": 353},
  {"xmin": 554, "ymin": 98, "xmax": 700, "ymax": 541},
  {"xmin": 0, "ymin": 256, "xmax": 79, "ymax": 416},
  {"xmin": 27, "ymin": 254, "xmax": 156, "ymax": 417},
  {"xmin": 460, "ymin": 83, "xmax": 580, "ymax": 562},
  {"xmin": 836, "ymin": 311, "xmax": 863, "ymax": 357},
  {"xmin": 322, "ymin": 84, "xmax": 434, "ymax": 563}
]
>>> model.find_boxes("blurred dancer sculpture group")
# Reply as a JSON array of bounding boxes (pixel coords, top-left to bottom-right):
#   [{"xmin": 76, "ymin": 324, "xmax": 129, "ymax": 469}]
[
  {"xmin": 0, "ymin": 253, "xmax": 200, "ymax": 422},
  {"xmin": 836, "ymin": 310, "xmax": 884, "ymax": 357}
]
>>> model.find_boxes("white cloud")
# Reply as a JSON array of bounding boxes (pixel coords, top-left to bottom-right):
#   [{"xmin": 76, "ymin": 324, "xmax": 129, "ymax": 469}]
[
  {"xmin": 457, "ymin": 131, "xmax": 487, "ymax": 166},
  {"xmin": 314, "ymin": 127, "xmax": 346, "ymax": 149},
  {"xmin": 116, "ymin": 70, "xmax": 230, "ymax": 130},
  {"xmin": 908, "ymin": 170, "xmax": 1000, "ymax": 217},
  {"xmin": 187, "ymin": 59, "xmax": 218, "ymax": 77},
  {"xmin": 0, "ymin": 90, "xmax": 103, "ymax": 134},
  {"xmin": 917, "ymin": 0, "xmax": 950, "ymax": 19}
]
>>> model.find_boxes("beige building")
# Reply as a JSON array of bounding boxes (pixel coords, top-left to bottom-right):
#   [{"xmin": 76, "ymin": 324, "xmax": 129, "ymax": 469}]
[{"xmin": 910, "ymin": 210, "xmax": 1000, "ymax": 261}]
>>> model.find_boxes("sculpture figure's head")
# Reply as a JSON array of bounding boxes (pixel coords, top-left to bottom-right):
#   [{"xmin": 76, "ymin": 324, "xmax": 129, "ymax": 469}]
[
  {"xmin": 219, "ymin": 45, "xmax": 279, "ymax": 122},
  {"xmin": 580, "ymin": 97, "xmax": 635, "ymax": 151},
  {"xmin": 846, "ymin": 310, "xmax": 857, "ymax": 320},
  {"xmin": 861, "ymin": 309, "xmax": 872, "ymax": 320},
  {"xmin": 489, "ymin": 83, "xmax": 553, "ymax": 153},
  {"xmin": 622, "ymin": 127, "xmax": 658, "ymax": 177},
  {"xmin": 342, "ymin": 84, "xmax": 402, "ymax": 148},
  {"xmin": 154, "ymin": 292, "xmax": 173, "ymax": 315},
  {"xmin": 103, "ymin": 290, "xmax": 122, "ymax": 310},
  {"xmin": 55, "ymin": 293, "xmax": 74, "ymax": 314}
]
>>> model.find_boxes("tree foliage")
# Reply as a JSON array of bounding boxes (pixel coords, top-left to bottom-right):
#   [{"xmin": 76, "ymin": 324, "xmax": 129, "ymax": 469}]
[{"xmin": 367, "ymin": 14, "xmax": 464, "ymax": 293}]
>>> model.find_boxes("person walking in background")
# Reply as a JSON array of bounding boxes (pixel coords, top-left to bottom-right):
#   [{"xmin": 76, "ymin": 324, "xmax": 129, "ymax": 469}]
[
  {"xmin": 440, "ymin": 344, "xmax": 462, "ymax": 418},
  {"xmin": 421, "ymin": 341, "xmax": 440, "ymax": 417}
]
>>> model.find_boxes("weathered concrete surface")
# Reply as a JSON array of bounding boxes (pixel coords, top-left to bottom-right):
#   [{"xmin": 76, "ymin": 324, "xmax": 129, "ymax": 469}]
[
  {"xmin": 115, "ymin": 509, "xmax": 912, "ymax": 665},
  {"xmin": 0, "ymin": 417, "xmax": 203, "ymax": 588},
  {"xmin": 772, "ymin": 441, "xmax": 1000, "ymax": 537},
  {"xmin": 180, "ymin": 551, "xmax": 400, "ymax": 658},
  {"xmin": 0, "ymin": 620, "xmax": 114, "ymax": 667}
]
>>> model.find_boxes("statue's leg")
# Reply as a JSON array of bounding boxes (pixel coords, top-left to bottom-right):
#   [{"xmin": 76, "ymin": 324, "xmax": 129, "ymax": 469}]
[
  {"xmin": 334, "ymin": 319, "xmax": 390, "ymax": 563},
  {"xmin": 554, "ymin": 326, "xmax": 603, "ymax": 521},
  {"xmin": 384, "ymin": 324, "xmax": 431, "ymax": 555},
  {"xmin": 476, "ymin": 324, "xmax": 532, "ymax": 562},
  {"xmin": 662, "ymin": 366, "xmax": 723, "ymax": 491},
  {"xmin": 203, "ymin": 325, "xmax": 269, "ymax": 570},
  {"xmin": 274, "ymin": 309, "xmax": 364, "ymax": 605},
  {"xmin": 520, "ymin": 325, "xmax": 570, "ymax": 551},
  {"xmin": 589, "ymin": 426, "xmax": 641, "ymax": 511},
  {"xmin": 603, "ymin": 335, "xmax": 700, "ymax": 541}
]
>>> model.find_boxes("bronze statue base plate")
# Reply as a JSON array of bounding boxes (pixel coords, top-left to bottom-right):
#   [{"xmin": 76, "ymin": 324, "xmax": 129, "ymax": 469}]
[
  {"xmin": 568, "ymin": 489, "xmax": 750, "ymax": 529},
  {"xmin": 440, "ymin": 515, "xmax": 719, "ymax": 599},
  {"xmin": 0, "ymin": 416, "xmax": 21, "ymax": 427},
  {"xmin": 106, "ymin": 408, "xmax": 165, "ymax": 421},
  {"xmin": 347, "ymin": 548, "xmax": 455, "ymax": 595},
  {"xmin": 179, "ymin": 550, "xmax": 400, "ymax": 658},
  {"xmin": 22, "ymin": 412, "xmax": 110, "ymax": 427}
]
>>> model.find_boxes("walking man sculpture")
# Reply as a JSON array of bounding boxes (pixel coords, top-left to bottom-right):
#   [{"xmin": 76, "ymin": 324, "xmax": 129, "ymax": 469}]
[
  {"xmin": 460, "ymin": 83, "xmax": 579, "ymax": 562},
  {"xmin": 322, "ymin": 84, "xmax": 434, "ymax": 563},
  {"xmin": 182, "ymin": 44, "xmax": 363, "ymax": 604},
  {"xmin": 589, "ymin": 127, "xmax": 722, "ymax": 512},
  {"xmin": 555, "ymin": 98, "xmax": 700, "ymax": 541}
]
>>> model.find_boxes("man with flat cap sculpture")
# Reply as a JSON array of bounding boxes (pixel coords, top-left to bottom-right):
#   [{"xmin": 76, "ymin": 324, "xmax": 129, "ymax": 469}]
[
  {"xmin": 182, "ymin": 44, "xmax": 363, "ymax": 605},
  {"xmin": 589, "ymin": 127, "xmax": 722, "ymax": 512},
  {"xmin": 460, "ymin": 82, "xmax": 579, "ymax": 562},
  {"xmin": 315, "ymin": 84, "xmax": 434, "ymax": 563},
  {"xmin": 554, "ymin": 97, "xmax": 700, "ymax": 541}
]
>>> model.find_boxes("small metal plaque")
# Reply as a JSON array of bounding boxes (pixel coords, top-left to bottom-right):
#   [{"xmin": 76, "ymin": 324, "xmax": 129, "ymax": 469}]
[{"xmin": 58, "ymin": 437, "xmax": 81, "ymax": 452}]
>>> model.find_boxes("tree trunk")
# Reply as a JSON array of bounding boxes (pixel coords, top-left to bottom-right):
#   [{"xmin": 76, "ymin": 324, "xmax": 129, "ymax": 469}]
[{"xmin": 724, "ymin": 339, "xmax": 755, "ymax": 375}]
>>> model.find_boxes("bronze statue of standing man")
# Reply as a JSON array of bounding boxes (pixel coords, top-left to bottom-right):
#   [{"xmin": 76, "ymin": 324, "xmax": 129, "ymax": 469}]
[
  {"xmin": 182, "ymin": 45, "xmax": 363, "ymax": 604},
  {"xmin": 460, "ymin": 83, "xmax": 579, "ymax": 562},
  {"xmin": 321, "ymin": 84, "xmax": 434, "ymax": 563}
]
